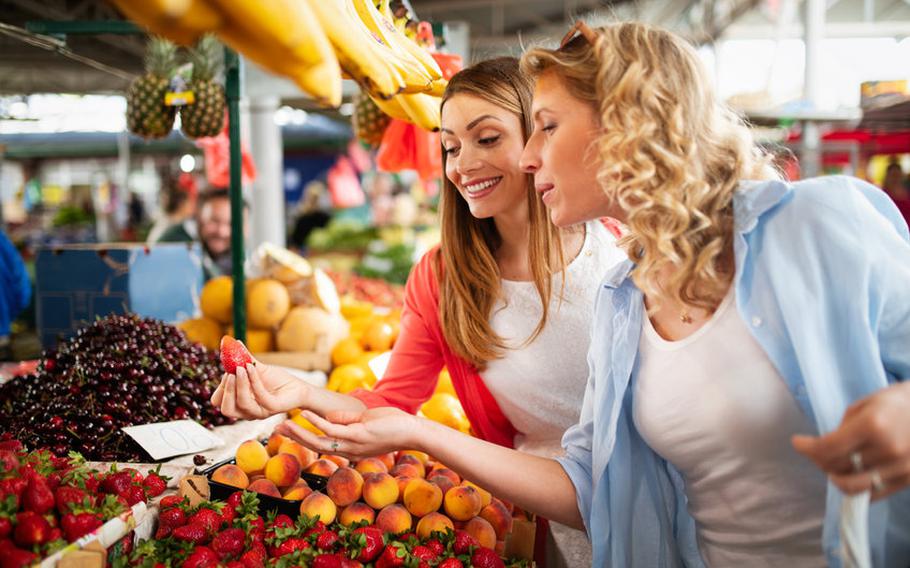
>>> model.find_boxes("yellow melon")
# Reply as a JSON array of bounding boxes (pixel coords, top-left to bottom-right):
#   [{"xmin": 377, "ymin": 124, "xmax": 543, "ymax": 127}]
[
  {"xmin": 178, "ymin": 317, "xmax": 223, "ymax": 351},
  {"xmin": 227, "ymin": 326, "xmax": 275, "ymax": 354},
  {"xmin": 200, "ymin": 276, "xmax": 233, "ymax": 324},
  {"xmin": 247, "ymin": 279, "xmax": 291, "ymax": 329},
  {"xmin": 276, "ymin": 307, "xmax": 349, "ymax": 353},
  {"xmin": 331, "ymin": 337, "xmax": 364, "ymax": 367}
]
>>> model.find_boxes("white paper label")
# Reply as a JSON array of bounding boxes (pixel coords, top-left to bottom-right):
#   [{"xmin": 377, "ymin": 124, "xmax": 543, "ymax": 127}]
[
  {"xmin": 368, "ymin": 351, "xmax": 392, "ymax": 382},
  {"xmin": 121, "ymin": 420, "xmax": 222, "ymax": 461}
]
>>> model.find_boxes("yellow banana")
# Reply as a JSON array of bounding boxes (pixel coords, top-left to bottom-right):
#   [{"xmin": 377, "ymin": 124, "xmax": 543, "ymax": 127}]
[
  {"xmin": 304, "ymin": 0, "xmax": 404, "ymax": 100},
  {"xmin": 351, "ymin": 0, "xmax": 443, "ymax": 82},
  {"xmin": 296, "ymin": 61, "xmax": 343, "ymax": 108},
  {"xmin": 109, "ymin": 0, "xmax": 221, "ymax": 45},
  {"xmin": 206, "ymin": 0, "xmax": 328, "ymax": 68},
  {"xmin": 427, "ymin": 78, "xmax": 448, "ymax": 97},
  {"xmin": 369, "ymin": 93, "xmax": 411, "ymax": 122},
  {"xmin": 397, "ymin": 93, "xmax": 442, "ymax": 131}
]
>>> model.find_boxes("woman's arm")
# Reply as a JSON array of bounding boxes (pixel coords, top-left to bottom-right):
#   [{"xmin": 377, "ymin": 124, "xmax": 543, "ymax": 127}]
[{"xmin": 276, "ymin": 408, "xmax": 585, "ymax": 530}]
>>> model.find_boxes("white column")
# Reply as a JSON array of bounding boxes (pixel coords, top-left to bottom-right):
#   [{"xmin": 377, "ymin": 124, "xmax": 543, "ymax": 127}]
[
  {"xmin": 247, "ymin": 95, "xmax": 285, "ymax": 250},
  {"xmin": 801, "ymin": 0, "xmax": 825, "ymax": 178}
]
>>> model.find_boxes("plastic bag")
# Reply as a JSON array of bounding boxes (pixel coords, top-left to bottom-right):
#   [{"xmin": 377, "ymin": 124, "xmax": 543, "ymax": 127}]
[
  {"xmin": 327, "ymin": 156, "xmax": 366, "ymax": 208},
  {"xmin": 195, "ymin": 114, "xmax": 257, "ymax": 188}
]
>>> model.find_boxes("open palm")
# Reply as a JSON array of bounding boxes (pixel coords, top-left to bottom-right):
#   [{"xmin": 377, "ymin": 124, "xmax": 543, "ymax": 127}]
[{"xmin": 211, "ymin": 363, "xmax": 309, "ymax": 420}]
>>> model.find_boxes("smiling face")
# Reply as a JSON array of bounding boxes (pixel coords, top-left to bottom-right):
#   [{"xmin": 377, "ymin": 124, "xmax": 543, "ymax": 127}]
[
  {"xmin": 441, "ymin": 94, "xmax": 529, "ymax": 220},
  {"xmin": 519, "ymin": 71, "xmax": 618, "ymax": 227}
]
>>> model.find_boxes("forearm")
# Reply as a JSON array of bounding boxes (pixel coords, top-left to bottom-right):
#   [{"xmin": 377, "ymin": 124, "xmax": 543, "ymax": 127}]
[
  {"xmin": 411, "ymin": 419, "xmax": 584, "ymax": 530},
  {"xmin": 302, "ymin": 386, "xmax": 368, "ymax": 417}
]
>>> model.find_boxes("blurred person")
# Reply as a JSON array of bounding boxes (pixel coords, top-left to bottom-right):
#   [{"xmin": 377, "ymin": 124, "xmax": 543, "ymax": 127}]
[
  {"xmin": 289, "ymin": 181, "xmax": 332, "ymax": 250},
  {"xmin": 0, "ymin": 230, "xmax": 31, "ymax": 361},
  {"xmin": 147, "ymin": 173, "xmax": 198, "ymax": 243}
]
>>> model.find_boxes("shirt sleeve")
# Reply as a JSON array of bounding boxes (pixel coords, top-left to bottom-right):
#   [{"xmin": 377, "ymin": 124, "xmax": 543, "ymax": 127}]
[{"xmin": 351, "ymin": 252, "xmax": 445, "ymax": 413}]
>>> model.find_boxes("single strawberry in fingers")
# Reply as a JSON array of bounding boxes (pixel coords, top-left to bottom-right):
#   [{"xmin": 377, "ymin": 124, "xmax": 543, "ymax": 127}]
[{"xmin": 220, "ymin": 336, "xmax": 253, "ymax": 374}]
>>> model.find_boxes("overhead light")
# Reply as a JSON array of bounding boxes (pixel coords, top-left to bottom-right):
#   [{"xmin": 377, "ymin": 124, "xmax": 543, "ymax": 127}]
[
  {"xmin": 339, "ymin": 102, "xmax": 354, "ymax": 116},
  {"xmin": 179, "ymin": 154, "xmax": 196, "ymax": 173}
]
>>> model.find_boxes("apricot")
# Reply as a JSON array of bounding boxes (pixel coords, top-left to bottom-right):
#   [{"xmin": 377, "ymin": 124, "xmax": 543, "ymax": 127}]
[
  {"xmin": 266, "ymin": 433, "xmax": 289, "ymax": 456},
  {"xmin": 428, "ymin": 468, "xmax": 460, "ymax": 486},
  {"xmin": 339, "ymin": 502, "xmax": 376, "ymax": 526},
  {"xmin": 326, "ymin": 467, "xmax": 364, "ymax": 507},
  {"xmin": 362, "ymin": 472, "xmax": 399, "ymax": 510},
  {"xmin": 416, "ymin": 511, "xmax": 455, "ymax": 540},
  {"xmin": 264, "ymin": 453, "xmax": 301, "ymax": 488},
  {"xmin": 282, "ymin": 480, "xmax": 313, "ymax": 501},
  {"xmin": 300, "ymin": 491, "xmax": 337, "ymax": 524},
  {"xmin": 211, "ymin": 464, "xmax": 249, "ymax": 489},
  {"xmin": 465, "ymin": 516, "xmax": 497, "ymax": 549},
  {"xmin": 278, "ymin": 439, "xmax": 318, "ymax": 470},
  {"xmin": 461, "ymin": 481, "xmax": 492, "ymax": 508},
  {"xmin": 306, "ymin": 459, "xmax": 339, "ymax": 477},
  {"xmin": 390, "ymin": 463, "xmax": 424, "ymax": 479},
  {"xmin": 443, "ymin": 485, "xmax": 483, "ymax": 521},
  {"xmin": 377, "ymin": 452, "xmax": 396, "ymax": 471},
  {"xmin": 247, "ymin": 478, "xmax": 281, "ymax": 498},
  {"xmin": 354, "ymin": 457, "xmax": 388, "ymax": 475},
  {"xmin": 397, "ymin": 450, "xmax": 429, "ymax": 465},
  {"xmin": 402, "ymin": 478, "xmax": 443, "ymax": 518},
  {"xmin": 429, "ymin": 475, "xmax": 455, "ymax": 497},
  {"xmin": 321, "ymin": 454, "xmax": 350, "ymax": 469},
  {"xmin": 376, "ymin": 504, "xmax": 413, "ymax": 535},
  {"xmin": 236, "ymin": 440, "xmax": 269, "ymax": 475},
  {"xmin": 480, "ymin": 500, "xmax": 514, "ymax": 540},
  {"xmin": 395, "ymin": 476, "xmax": 413, "ymax": 504}
]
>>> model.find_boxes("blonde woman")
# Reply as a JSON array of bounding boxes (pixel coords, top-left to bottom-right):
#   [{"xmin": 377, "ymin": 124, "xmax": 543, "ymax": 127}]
[{"xmin": 280, "ymin": 22, "xmax": 910, "ymax": 567}]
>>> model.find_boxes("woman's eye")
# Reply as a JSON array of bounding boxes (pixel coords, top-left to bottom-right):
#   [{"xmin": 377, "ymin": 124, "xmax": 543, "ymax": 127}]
[
  {"xmin": 542, "ymin": 124, "xmax": 556, "ymax": 133},
  {"xmin": 443, "ymin": 146, "xmax": 459, "ymax": 156},
  {"xmin": 478, "ymin": 135, "xmax": 500, "ymax": 145}
]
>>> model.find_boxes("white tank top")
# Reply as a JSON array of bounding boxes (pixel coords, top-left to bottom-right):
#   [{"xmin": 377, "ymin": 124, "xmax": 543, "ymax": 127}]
[
  {"xmin": 633, "ymin": 290, "xmax": 827, "ymax": 567},
  {"xmin": 482, "ymin": 221, "xmax": 626, "ymax": 458}
]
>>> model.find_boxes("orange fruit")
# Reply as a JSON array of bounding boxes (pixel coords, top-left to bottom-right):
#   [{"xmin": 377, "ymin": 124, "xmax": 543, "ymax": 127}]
[
  {"xmin": 360, "ymin": 320, "xmax": 396, "ymax": 352},
  {"xmin": 331, "ymin": 337, "xmax": 364, "ymax": 367}
]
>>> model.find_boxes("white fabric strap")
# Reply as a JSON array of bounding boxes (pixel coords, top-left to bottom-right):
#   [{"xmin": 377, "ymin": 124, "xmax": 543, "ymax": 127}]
[{"xmin": 839, "ymin": 491, "xmax": 871, "ymax": 568}]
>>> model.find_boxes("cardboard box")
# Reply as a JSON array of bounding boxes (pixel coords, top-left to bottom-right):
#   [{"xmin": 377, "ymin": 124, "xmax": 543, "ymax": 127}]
[{"xmin": 35, "ymin": 243, "xmax": 203, "ymax": 348}]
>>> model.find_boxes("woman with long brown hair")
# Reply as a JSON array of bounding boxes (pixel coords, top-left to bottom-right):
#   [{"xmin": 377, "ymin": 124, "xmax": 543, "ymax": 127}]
[{"xmin": 279, "ymin": 22, "xmax": 910, "ymax": 567}]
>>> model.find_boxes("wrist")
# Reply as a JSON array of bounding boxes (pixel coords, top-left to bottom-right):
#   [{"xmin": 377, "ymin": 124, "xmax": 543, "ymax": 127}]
[{"xmin": 406, "ymin": 415, "xmax": 436, "ymax": 454}]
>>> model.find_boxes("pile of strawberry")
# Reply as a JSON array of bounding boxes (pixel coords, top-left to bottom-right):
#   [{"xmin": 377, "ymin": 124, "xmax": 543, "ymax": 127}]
[
  {"xmin": 126, "ymin": 491, "xmax": 526, "ymax": 568},
  {"xmin": 0, "ymin": 440, "xmax": 161, "ymax": 568}
]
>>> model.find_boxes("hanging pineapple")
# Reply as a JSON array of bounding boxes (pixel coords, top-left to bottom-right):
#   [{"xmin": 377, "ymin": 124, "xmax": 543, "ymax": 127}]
[
  {"xmin": 127, "ymin": 37, "xmax": 178, "ymax": 139},
  {"xmin": 180, "ymin": 34, "xmax": 225, "ymax": 139},
  {"xmin": 352, "ymin": 91, "xmax": 392, "ymax": 148}
]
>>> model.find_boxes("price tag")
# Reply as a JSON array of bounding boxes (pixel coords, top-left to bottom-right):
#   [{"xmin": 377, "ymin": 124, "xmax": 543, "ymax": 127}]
[{"xmin": 121, "ymin": 420, "xmax": 222, "ymax": 461}]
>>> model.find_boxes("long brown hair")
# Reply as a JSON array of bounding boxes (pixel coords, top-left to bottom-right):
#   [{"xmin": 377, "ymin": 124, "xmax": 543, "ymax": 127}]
[
  {"xmin": 521, "ymin": 23, "xmax": 778, "ymax": 312},
  {"xmin": 437, "ymin": 57, "xmax": 564, "ymax": 370}
]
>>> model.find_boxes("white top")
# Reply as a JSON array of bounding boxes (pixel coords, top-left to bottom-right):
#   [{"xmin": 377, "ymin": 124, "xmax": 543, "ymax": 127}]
[
  {"xmin": 633, "ymin": 290, "xmax": 827, "ymax": 567},
  {"xmin": 482, "ymin": 221, "xmax": 626, "ymax": 458}
]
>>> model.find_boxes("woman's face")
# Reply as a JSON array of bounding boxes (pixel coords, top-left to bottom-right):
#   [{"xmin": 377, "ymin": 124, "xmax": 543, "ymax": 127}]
[
  {"xmin": 520, "ymin": 71, "xmax": 617, "ymax": 227},
  {"xmin": 441, "ymin": 94, "xmax": 528, "ymax": 219}
]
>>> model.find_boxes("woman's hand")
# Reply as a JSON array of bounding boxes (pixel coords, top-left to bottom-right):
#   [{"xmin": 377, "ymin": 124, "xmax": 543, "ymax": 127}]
[
  {"xmin": 793, "ymin": 380, "xmax": 910, "ymax": 501},
  {"xmin": 275, "ymin": 408, "xmax": 420, "ymax": 461},
  {"xmin": 211, "ymin": 362, "xmax": 310, "ymax": 420}
]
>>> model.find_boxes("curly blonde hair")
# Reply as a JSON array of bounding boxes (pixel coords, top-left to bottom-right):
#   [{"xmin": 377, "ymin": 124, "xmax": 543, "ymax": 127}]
[{"xmin": 522, "ymin": 22, "xmax": 779, "ymax": 311}]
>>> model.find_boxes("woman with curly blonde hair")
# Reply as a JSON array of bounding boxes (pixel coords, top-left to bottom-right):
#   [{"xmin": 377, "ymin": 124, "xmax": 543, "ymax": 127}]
[{"xmin": 277, "ymin": 22, "xmax": 910, "ymax": 567}]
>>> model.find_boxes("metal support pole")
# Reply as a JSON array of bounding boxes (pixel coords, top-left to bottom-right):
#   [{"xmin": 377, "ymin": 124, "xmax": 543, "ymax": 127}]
[
  {"xmin": 801, "ymin": 0, "xmax": 825, "ymax": 178},
  {"xmin": 225, "ymin": 47, "xmax": 246, "ymax": 343}
]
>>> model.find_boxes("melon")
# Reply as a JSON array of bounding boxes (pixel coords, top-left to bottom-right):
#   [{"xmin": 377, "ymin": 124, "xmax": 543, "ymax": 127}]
[
  {"xmin": 200, "ymin": 275, "xmax": 233, "ymax": 324},
  {"xmin": 247, "ymin": 279, "xmax": 291, "ymax": 329},
  {"xmin": 178, "ymin": 317, "xmax": 222, "ymax": 351},
  {"xmin": 227, "ymin": 326, "xmax": 275, "ymax": 353},
  {"xmin": 277, "ymin": 306, "xmax": 348, "ymax": 353}
]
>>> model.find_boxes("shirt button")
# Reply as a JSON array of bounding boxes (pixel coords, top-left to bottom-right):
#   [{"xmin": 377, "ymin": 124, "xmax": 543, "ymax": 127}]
[{"xmin": 751, "ymin": 316, "xmax": 763, "ymax": 327}]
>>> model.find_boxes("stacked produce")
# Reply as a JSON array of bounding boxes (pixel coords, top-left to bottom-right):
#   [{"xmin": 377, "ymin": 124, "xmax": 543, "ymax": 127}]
[
  {"xmin": 180, "ymin": 247, "xmax": 348, "ymax": 357},
  {"xmin": 109, "ymin": 0, "xmax": 446, "ymax": 129},
  {"xmin": 0, "ymin": 441, "xmax": 158, "ymax": 566},
  {"xmin": 0, "ymin": 315, "xmax": 232, "ymax": 461}
]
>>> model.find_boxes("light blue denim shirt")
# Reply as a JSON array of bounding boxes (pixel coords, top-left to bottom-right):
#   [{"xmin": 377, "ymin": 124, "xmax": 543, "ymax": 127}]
[{"xmin": 558, "ymin": 176, "xmax": 910, "ymax": 567}]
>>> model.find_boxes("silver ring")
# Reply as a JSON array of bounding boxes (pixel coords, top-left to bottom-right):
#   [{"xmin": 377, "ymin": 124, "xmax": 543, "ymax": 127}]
[
  {"xmin": 870, "ymin": 470, "xmax": 885, "ymax": 493},
  {"xmin": 850, "ymin": 451, "xmax": 864, "ymax": 473},
  {"xmin": 330, "ymin": 440, "xmax": 340, "ymax": 452}
]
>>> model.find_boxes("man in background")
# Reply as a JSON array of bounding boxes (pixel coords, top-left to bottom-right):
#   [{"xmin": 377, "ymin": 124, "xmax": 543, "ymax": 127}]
[{"xmin": 0, "ymin": 230, "xmax": 31, "ymax": 360}]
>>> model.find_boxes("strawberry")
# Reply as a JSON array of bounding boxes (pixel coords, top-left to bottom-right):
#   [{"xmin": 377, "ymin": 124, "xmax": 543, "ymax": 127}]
[
  {"xmin": 470, "ymin": 548, "xmax": 505, "ymax": 568},
  {"xmin": 411, "ymin": 545, "xmax": 436, "ymax": 562},
  {"xmin": 425, "ymin": 539, "xmax": 445, "ymax": 557},
  {"xmin": 172, "ymin": 523, "xmax": 210, "ymax": 545},
  {"xmin": 13, "ymin": 512, "xmax": 51, "ymax": 546},
  {"xmin": 304, "ymin": 520, "xmax": 327, "ymax": 539},
  {"xmin": 159, "ymin": 495, "xmax": 184, "ymax": 509},
  {"xmin": 272, "ymin": 537, "xmax": 310, "ymax": 557},
  {"xmin": 437, "ymin": 559, "xmax": 464, "ymax": 568},
  {"xmin": 0, "ymin": 440, "xmax": 23, "ymax": 453},
  {"xmin": 158, "ymin": 507, "xmax": 187, "ymax": 531},
  {"xmin": 1, "ymin": 546, "xmax": 37, "ymax": 568},
  {"xmin": 375, "ymin": 543, "xmax": 408, "ymax": 568},
  {"xmin": 453, "ymin": 530, "xmax": 478, "ymax": 555},
  {"xmin": 123, "ymin": 485, "xmax": 146, "ymax": 506},
  {"xmin": 350, "ymin": 526, "xmax": 384, "ymax": 563},
  {"xmin": 55, "ymin": 485, "xmax": 87, "ymax": 514},
  {"xmin": 116, "ymin": 533, "xmax": 134, "ymax": 556},
  {"xmin": 226, "ymin": 563, "xmax": 244, "ymax": 568},
  {"xmin": 183, "ymin": 545, "xmax": 219, "ymax": 568},
  {"xmin": 141, "ymin": 471, "xmax": 168, "ymax": 497},
  {"xmin": 189, "ymin": 507, "xmax": 224, "ymax": 535},
  {"xmin": 271, "ymin": 514, "xmax": 294, "ymax": 529},
  {"xmin": 316, "ymin": 529, "xmax": 340, "ymax": 550},
  {"xmin": 341, "ymin": 560, "xmax": 364, "ymax": 568},
  {"xmin": 220, "ymin": 336, "xmax": 253, "ymax": 374},
  {"xmin": 239, "ymin": 543, "xmax": 266, "ymax": 568},
  {"xmin": 0, "ymin": 517, "xmax": 11, "ymax": 539},
  {"xmin": 100, "ymin": 472, "xmax": 132, "ymax": 496},
  {"xmin": 247, "ymin": 516, "xmax": 265, "ymax": 542},
  {"xmin": 212, "ymin": 527, "xmax": 246, "ymax": 560},
  {"xmin": 61, "ymin": 512, "xmax": 103, "ymax": 542},
  {"xmin": 121, "ymin": 468, "xmax": 145, "ymax": 484},
  {"xmin": 221, "ymin": 503, "xmax": 236, "ymax": 526},
  {"xmin": 0, "ymin": 450, "xmax": 19, "ymax": 474},
  {"xmin": 0, "ymin": 478, "xmax": 26, "ymax": 499},
  {"xmin": 226, "ymin": 491, "xmax": 244, "ymax": 511},
  {"xmin": 82, "ymin": 472, "xmax": 101, "ymax": 493},
  {"xmin": 22, "ymin": 476, "xmax": 54, "ymax": 514},
  {"xmin": 311, "ymin": 554, "xmax": 344, "ymax": 568}
]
